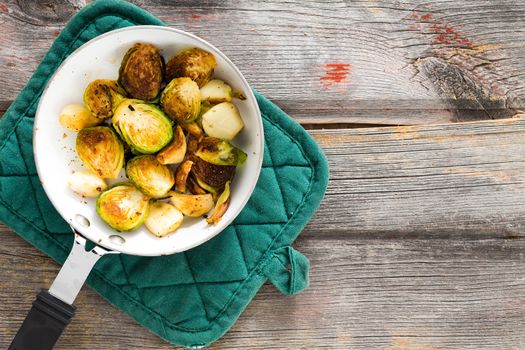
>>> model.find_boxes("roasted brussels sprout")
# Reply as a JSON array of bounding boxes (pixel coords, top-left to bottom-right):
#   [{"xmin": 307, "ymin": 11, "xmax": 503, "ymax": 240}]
[
  {"xmin": 200, "ymin": 79, "xmax": 246, "ymax": 103},
  {"xmin": 126, "ymin": 155, "xmax": 175, "ymax": 197},
  {"xmin": 113, "ymin": 99, "xmax": 173, "ymax": 154},
  {"xmin": 201, "ymin": 102, "xmax": 245, "ymax": 140},
  {"xmin": 83, "ymin": 80, "xmax": 126, "ymax": 119},
  {"xmin": 96, "ymin": 183, "xmax": 149, "ymax": 231},
  {"xmin": 187, "ymin": 176, "xmax": 207, "ymax": 195},
  {"xmin": 168, "ymin": 191, "xmax": 214, "ymax": 217},
  {"xmin": 118, "ymin": 43, "xmax": 164, "ymax": 101},
  {"xmin": 192, "ymin": 156, "xmax": 235, "ymax": 189},
  {"xmin": 207, "ymin": 181, "xmax": 231, "ymax": 225},
  {"xmin": 195, "ymin": 137, "xmax": 247, "ymax": 166},
  {"xmin": 145, "ymin": 202, "xmax": 184, "ymax": 237},
  {"xmin": 160, "ymin": 77, "xmax": 201, "ymax": 123},
  {"xmin": 76, "ymin": 126, "xmax": 124, "ymax": 179},
  {"xmin": 156, "ymin": 125, "xmax": 186, "ymax": 165},
  {"xmin": 165, "ymin": 48, "xmax": 216, "ymax": 87},
  {"xmin": 59, "ymin": 104, "xmax": 102, "ymax": 131},
  {"xmin": 67, "ymin": 170, "xmax": 108, "ymax": 197}
]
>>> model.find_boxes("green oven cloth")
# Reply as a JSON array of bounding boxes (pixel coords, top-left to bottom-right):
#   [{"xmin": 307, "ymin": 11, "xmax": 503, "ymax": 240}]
[{"xmin": 0, "ymin": 0, "xmax": 329, "ymax": 347}]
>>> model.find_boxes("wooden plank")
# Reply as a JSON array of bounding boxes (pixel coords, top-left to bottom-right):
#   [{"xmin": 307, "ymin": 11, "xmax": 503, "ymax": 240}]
[
  {"xmin": 0, "ymin": 226, "xmax": 523, "ymax": 349},
  {"xmin": 1, "ymin": 0, "xmax": 525, "ymax": 125},
  {"xmin": 307, "ymin": 116, "xmax": 525, "ymax": 238}
]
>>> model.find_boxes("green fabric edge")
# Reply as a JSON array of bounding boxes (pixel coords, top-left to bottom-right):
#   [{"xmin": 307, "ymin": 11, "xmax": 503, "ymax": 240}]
[{"xmin": 0, "ymin": 0, "xmax": 329, "ymax": 347}]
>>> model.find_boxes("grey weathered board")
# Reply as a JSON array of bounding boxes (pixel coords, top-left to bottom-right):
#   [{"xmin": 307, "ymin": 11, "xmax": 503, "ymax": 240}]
[
  {"xmin": 1, "ymin": 0, "xmax": 525, "ymax": 349},
  {"xmin": 1, "ymin": 0, "xmax": 525, "ymax": 125}
]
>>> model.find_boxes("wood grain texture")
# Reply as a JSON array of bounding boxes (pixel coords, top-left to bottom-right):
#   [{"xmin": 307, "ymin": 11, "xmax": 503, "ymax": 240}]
[
  {"xmin": 308, "ymin": 117, "xmax": 525, "ymax": 238},
  {"xmin": 0, "ymin": 226, "xmax": 523, "ymax": 350},
  {"xmin": 1, "ymin": 0, "xmax": 525, "ymax": 125},
  {"xmin": 2, "ymin": 120, "xmax": 525, "ymax": 348}
]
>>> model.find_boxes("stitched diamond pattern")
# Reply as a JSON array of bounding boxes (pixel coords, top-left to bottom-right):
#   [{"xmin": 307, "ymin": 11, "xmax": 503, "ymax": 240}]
[{"xmin": 0, "ymin": 4, "xmax": 325, "ymax": 346}]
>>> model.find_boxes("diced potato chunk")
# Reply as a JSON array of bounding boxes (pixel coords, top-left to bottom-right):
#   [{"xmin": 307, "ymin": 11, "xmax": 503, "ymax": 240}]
[
  {"xmin": 67, "ymin": 170, "xmax": 108, "ymax": 197},
  {"xmin": 168, "ymin": 191, "xmax": 214, "ymax": 217},
  {"xmin": 201, "ymin": 102, "xmax": 244, "ymax": 140},
  {"xmin": 200, "ymin": 79, "xmax": 233, "ymax": 103},
  {"xmin": 145, "ymin": 202, "xmax": 184, "ymax": 237},
  {"xmin": 59, "ymin": 104, "xmax": 101, "ymax": 131}
]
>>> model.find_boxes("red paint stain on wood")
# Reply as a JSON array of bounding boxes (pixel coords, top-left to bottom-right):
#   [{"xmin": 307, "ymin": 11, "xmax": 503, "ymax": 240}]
[
  {"xmin": 189, "ymin": 14, "xmax": 217, "ymax": 21},
  {"xmin": 320, "ymin": 63, "xmax": 351, "ymax": 90},
  {"xmin": 0, "ymin": 3, "xmax": 8, "ymax": 12},
  {"xmin": 408, "ymin": 12, "xmax": 474, "ymax": 48},
  {"xmin": 52, "ymin": 30, "xmax": 60, "ymax": 37},
  {"xmin": 191, "ymin": 14, "xmax": 202, "ymax": 20}
]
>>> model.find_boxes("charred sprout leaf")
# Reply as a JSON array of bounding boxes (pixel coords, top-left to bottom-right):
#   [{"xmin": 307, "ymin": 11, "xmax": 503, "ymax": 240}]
[
  {"xmin": 207, "ymin": 181, "xmax": 231, "ymax": 225},
  {"xmin": 113, "ymin": 99, "xmax": 173, "ymax": 154},
  {"xmin": 67, "ymin": 170, "xmax": 108, "ymax": 197},
  {"xmin": 59, "ymin": 104, "xmax": 101, "ymax": 131},
  {"xmin": 118, "ymin": 43, "xmax": 164, "ymax": 101},
  {"xmin": 200, "ymin": 79, "xmax": 246, "ymax": 103},
  {"xmin": 160, "ymin": 77, "xmax": 201, "ymax": 123},
  {"xmin": 145, "ymin": 202, "xmax": 184, "ymax": 237},
  {"xmin": 187, "ymin": 176, "xmax": 207, "ymax": 195},
  {"xmin": 192, "ymin": 156, "xmax": 235, "ymax": 189},
  {"xmin": 76, "ymin": 126, "xmax": 124, "ymax": 179},
  {"xmin": 201, "ymin": 102, "xmax": 244, "ymax": 140},
  {"xmin": 168, "ymin": 191, "xmax": 214, "ymax": 217},
  {"xmin": 165, "ymin": 48, "xmax": 216, "ymax": 87},
  {"xmin": 156, "ymin": 125, "xmax": 186, "ymax": 165},
  {"xmin": 83, "ymin": 80, "xmax": 126, "ymax": 119},
  {"xmin": 126, "ymin": 155, "xmax": 175, "ymax": 197},
  {"xmin": 175, "ymin": 160, "xmax": 193, "ymax": 193},
  {"xmin": 193, "ymin": 173, "xmax": 219, "ymax": 194},
  {"xmin": 96, "ymin": 183, "xmax": 149, "ymax": 231},
  {"xmin": 195, "ymin": 137, "xmax": 247, "ymax": 166}
]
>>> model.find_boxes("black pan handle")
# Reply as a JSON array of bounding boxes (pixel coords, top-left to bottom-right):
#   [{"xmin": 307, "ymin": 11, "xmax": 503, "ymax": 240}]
[{"xmin": 8, "ymin": 289, "xmax": 75, "ymax": 350}]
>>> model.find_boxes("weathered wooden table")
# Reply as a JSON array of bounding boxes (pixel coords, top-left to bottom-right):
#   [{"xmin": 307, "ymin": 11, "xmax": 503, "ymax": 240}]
[{"xmin": 1, "ymin": 1, "xmax": 525, "ymax": 348}]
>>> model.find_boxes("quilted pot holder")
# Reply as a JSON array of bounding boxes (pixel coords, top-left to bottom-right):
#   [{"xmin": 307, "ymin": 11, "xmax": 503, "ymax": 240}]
[{"xmin": 0, "ymin": 0, "xmax": 329, "ymax": 347}]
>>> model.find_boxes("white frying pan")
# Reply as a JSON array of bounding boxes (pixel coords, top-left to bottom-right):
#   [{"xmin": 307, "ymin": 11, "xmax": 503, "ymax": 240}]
[{"xmin": 9, "ymin": 26, "xmax": 264, "ymax": 350}]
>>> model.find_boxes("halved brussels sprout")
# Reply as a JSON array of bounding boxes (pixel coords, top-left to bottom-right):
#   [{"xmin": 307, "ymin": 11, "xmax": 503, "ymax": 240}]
[
  {"xmin": 200, "ymin": 79, "xmax": 246, "ymax": 103},
  {"xmin": 207, "ymin": 181, "xmax": 231, "ymax": 225},
  {"xmin": 201, "ymin": 102, "xmax": 245, "ymax": 140},
  {"xmin": 126, "ymin": 155, "xmax": 175, "ymax": 197},
  {"xmin": 67, "ymin": 170, "xmax": 108, "ymax": 197},
  {"xmin": 168, "ymin": 191, "xmax": 214, "ymax": 217},
  {"xmin": 195, "ymin": 137, "xmax": 247, "ymax": 166},
  {"xmin": 165, "ymin": 48, "xmax": 216, "ymax": 87},
  {"xmin": 192, "ymin": 156, "xmax": 235, "ymax": 189},
  {"xmin": 160, "ymin": 77, "xmax": 201, "ymax": 123},
  {"xmin": 113, "ymin": 99, "xmax": 173, "ymax": 154},
  {"xmin": 76, "ymin": 126, "xmax": 124, "ymax": 179},
  {"xmin": 96, "ymin": 183, "xmax": 149, "ymax": 231},
  {"xmin": 145, "ymin": 202, "xmax": 184, "ymax": 237},
  {"xmin": 118, "ymin": 43, "xmax": 164, "ymax": 101},
  {"xmin": 83, "ymin": 80, "xmax": 126, "ymax": 119},
  {"xmin": 156, "ymin": 125, "xmax": 186, "ymax": 165},
  {"xmin": 175, "ymin": 160, "xmax": 193, "ymax": 193},
  {"xmin": 59, "ymin": 103, "xmax": 102, "ymax": 131}
]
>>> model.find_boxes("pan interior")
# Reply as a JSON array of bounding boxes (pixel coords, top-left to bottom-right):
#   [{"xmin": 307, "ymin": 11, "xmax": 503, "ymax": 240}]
[{"xmin": 33, "ymin": 26, "xmax": 263, "ymax": 256}]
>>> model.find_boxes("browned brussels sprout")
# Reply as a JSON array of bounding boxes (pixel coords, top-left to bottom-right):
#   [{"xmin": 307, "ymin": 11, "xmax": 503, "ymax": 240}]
[
  {"xmin": 113, "ymin": 99, "xmax": 173, "ymax": 154},
  {"xmin": 118, "ymin": 43, "xmax": 164, "ymax": 101},
  {"xmin": 126, "ymin": 155, "xmax": 175, "ymax": 197},
  {"xmin": 165, "ymin": 48, "xmax": 216, "ymax": 87},
  {"xmin": 195, "ymin": 137, "xmax": 247, "ymax": 166},
  {"xmin": 83, "ymin": 80, "xmax": 126, "ymax": 119},
  {"xmin": 76, "ymin": 126, "xmax": 124, "ymax": 179},
  {"xmin": 160, "ymin": 77, "xmax": 201, "ymax": 123},
  {"xmin": 192, "ymin": 156, "xmax": 235, "ymax": 189},
  {"xmin": 96, "ymin": 183, "xmax": 149, "ymax": 231}
]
